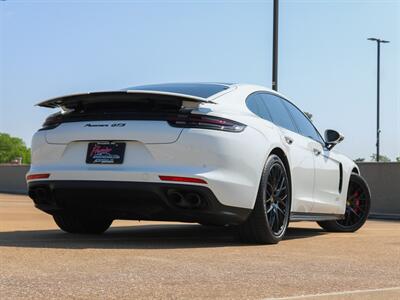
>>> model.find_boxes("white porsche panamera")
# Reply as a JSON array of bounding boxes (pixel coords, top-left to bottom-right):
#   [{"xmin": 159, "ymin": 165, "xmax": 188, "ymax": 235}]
[{"xmin": 26, "ymin": 83, "xmax": 371, "ymax": 244}]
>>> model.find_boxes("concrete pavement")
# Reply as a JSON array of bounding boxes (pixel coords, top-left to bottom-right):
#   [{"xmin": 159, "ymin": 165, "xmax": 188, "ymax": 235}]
[{"xmin": 1, "ymin": 193, "xmax": 399, "ymax": 299}]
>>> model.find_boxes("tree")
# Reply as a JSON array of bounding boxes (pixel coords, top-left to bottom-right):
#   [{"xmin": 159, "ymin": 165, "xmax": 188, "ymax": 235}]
[
  {"xmin": 370, "ymin": 153, "xmax": 391, "ymax": 162},
  {"xmin": 396, "ymin": 156, "xmax": 400, "ymax": 162},
  {"xmin": 0, "ymin": 133, "xmax": 31, "ymax": 164},
  {"xmin": 354, "ymin": 158, "xmax": 365, "ymax": 162}
]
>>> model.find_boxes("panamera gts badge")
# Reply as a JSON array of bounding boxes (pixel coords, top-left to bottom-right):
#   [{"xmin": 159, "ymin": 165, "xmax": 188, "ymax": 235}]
[{"xmin": 84, "ymin": 123, "xmax": 126, "ymax": 127}]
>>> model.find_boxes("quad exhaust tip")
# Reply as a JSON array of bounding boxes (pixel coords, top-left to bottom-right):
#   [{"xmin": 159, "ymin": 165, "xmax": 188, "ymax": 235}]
[
  {"xmin": 185, "ymin": 193, "xmax": 202, "ymax": 208},
  {"xmin": 166, "ymin": 190, "xmax": 204, "ymax": 209}
]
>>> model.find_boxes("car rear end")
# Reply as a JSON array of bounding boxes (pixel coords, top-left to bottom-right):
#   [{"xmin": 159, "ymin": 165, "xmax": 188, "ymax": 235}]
[{"xmin": 27, "ymin": 86, "xmax": 265, "ymax": 225}]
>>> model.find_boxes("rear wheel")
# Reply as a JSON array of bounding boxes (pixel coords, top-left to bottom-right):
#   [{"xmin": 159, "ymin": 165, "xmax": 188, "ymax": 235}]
[
  {"xmin": 318, "ymin": 173, "xmax": 370, "ymax": 232},
  {"xmin": 239, "ymin": 154, "xmax": 291, "ymax": 244},
  {"xmin": 53, "ymin": 212, "xmax": 112, "ymax": 234}
]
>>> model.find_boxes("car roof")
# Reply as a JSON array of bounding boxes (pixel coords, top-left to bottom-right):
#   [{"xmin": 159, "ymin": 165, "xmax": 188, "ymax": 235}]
[{"xmin": 125, "ymin": 83, "xmax": 235, "ymax": 99}]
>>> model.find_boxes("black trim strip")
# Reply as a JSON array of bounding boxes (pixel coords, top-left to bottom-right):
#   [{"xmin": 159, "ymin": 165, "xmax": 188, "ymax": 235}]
[
  {"xmin": 290, "ymin": 212, "xmax": 343, "ymax": 222},
  {"xmin": 339, "ymin": 163, "xmax": 343, "ymax": 193}
]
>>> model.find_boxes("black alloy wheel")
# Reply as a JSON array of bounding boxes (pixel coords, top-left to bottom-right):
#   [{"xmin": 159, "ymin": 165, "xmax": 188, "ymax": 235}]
[
  {"xmin": 265, "ymin": 161, "xmax": 289, "ymax": 237},
  {"xmin": 318, "ymin": 173, "xmax": 370, "ymax": 232},
  {"xmin": 239, "ymin": 154, "xmax": 291, "ymax": 244}
]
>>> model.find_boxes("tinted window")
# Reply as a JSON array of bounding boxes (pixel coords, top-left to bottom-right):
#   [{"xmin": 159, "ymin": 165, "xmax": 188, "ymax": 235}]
[
  {"xmin": 246, "ymin": 94, "xmax": 261, "ymax": 115},
  {"xmin": 259, "ymin": 93, "xmax": 297, "ymax": 132},
  {"xmin": 282, "ymin": 100, "xmax": 324, "ymax": 143},
  {"xmin": 126, "ymin": 83, "xmax": 230, "ymax": 98},
  {"xmin": 246, "ymin": 94, "xmax": 273, "ymax": 122}
]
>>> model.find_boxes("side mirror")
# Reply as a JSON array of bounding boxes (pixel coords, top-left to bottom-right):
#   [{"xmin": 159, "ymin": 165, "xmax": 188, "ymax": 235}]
[{"xmin": 324, "ymin": 129, "xmax": 344, "ymax": 150}]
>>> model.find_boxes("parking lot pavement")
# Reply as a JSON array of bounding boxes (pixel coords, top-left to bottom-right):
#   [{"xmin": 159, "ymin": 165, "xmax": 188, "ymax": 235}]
[{"xmin": 0, "ymin": 193, "xmax": 399, "ymax": 300}]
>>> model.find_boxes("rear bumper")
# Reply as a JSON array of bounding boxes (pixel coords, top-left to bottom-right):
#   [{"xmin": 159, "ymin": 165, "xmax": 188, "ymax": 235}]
[
  {"xmin": 29, "ymin": 125, "xmax": 268, "ymax": 210},
  {"xmin": 28, "ymin": 180, "xmax": 251, "ymax": 225}
]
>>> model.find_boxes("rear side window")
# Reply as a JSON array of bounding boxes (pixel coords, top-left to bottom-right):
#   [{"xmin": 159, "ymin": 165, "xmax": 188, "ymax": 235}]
[
  {"xmin": 282, "ymin": 100, "xmax": 324, "ymax": 144},
  {"xmin": 246, "ymin": 94, "xmax": 261, "ymax": 115},
  {"xmin": 246, "ymin": 94, "xmax": 273, "ymax": 122},
  {"xmin": 258, "ymin": 93, "xmax": 297, "ymax": 132}
]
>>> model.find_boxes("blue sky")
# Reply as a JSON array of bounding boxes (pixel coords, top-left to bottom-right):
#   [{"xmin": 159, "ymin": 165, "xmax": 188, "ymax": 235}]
[{"xmin": 1, "ymin": 0, "xmax": 399, "ymax": 160}]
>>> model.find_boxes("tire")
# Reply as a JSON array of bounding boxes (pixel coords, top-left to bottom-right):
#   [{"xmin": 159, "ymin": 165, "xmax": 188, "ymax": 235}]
[
  {"xmin": 318, "ymin": 173, "xmax": 371, "ymax": 232},
  {"xmin": 239, "ymin": 154, "xmax": 291, "ymax": 244},
  {"xmin": 53, "ymin": 212, "xmax": 112, "ymax": 234}
]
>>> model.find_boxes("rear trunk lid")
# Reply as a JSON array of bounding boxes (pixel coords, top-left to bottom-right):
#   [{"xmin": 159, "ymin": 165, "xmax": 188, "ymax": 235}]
[
  {"xmin": 39, "ymin": 90, "xmax": 210, "ymax": 144},
  {"xmin": 44, "ymin": 121, "xmax": 182, "ymax": 144}
]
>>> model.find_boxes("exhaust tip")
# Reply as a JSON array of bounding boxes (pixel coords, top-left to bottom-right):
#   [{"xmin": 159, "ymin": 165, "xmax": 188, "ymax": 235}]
[
  {"xmin": 166, "ymin": 190, "xmax": 188, "ymax": 208},
  {"xmin": 166, "ymin": 190, "xmax": 205, "ymax": 209},
  {"xmin": 185, "ymin": 193, "xmax": 202, "ymax": 208}
]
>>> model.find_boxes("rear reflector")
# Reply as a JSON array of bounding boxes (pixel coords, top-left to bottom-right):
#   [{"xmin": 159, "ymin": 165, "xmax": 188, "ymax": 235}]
[
  {"xmin": 26, "ymin": 173, "xmax": 50, "ymax": 181},
  {"xmin": 159, "ymin": 175, "xmax": 207, "ymax": 184}
]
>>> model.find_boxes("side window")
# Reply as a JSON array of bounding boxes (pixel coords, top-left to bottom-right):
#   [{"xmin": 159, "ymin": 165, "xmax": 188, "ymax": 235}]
[
  {"xmin": 246, "ymin": 93, "xmax": 261, "ymax": 116},
  {"xmin": 246, "ymin": 94, "xmax": 273, "ymax": 122},
  {"xmin": 259, "ymin": 93, "xmax": 297, "ymax": 132},
  {"xmin": 282, "ymin": 100, "xmax": 324, "ymax": 144}
]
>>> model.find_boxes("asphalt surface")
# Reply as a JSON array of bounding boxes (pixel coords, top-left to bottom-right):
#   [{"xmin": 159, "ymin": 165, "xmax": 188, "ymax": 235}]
[{"xmin": 0, "ymin": 193, "xmax": 399, "ymax": 299}]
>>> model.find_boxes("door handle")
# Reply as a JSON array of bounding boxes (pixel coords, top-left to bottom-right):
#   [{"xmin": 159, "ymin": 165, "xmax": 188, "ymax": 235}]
[
  {"xmin": 284, "ymin": 136, "xmax": 293, "ymax": 145},
  {"xmin": 313, "ymin": 148, "xmax": 321, "ymax": 156}
]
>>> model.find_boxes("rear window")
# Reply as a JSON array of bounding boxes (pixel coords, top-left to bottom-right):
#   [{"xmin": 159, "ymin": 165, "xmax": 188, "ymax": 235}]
[{"xmin": 126, "ymin": 83, "xmax": 231, "ymax": 98}]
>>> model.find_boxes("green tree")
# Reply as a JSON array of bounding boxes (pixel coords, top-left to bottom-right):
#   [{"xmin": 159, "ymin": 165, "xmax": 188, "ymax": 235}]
[
  {"xmin": 396, "ymin": 156, "xmax": 400, "ymax": 162},
  {"xmin": 370, "ymin": 153, "xmax": 391, "ymax": 162},
  {"xmin": 0, "ymin": 133, "xmax": 31, "ymax": 164}
]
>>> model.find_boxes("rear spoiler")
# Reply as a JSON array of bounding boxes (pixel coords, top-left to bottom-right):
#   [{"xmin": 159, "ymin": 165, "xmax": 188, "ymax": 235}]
[{"xmin": 37, "ymin": 90, "xmax": 215, "ymax": 109}]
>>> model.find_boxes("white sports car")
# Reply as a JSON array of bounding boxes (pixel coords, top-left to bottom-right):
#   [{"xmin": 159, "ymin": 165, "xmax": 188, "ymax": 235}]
[{"xmin": 27, "ymin": 83, "xmax": 371, "ymax": 244}]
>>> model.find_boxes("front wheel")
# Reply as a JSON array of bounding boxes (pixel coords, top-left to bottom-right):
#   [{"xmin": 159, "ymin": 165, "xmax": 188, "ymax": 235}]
[
  {"xmin": 318, "ymin": 173, "xmax": 371, "ymax": 232},
  {"xmin": 239, "ymin": 154, "xmax": 291, "ymax": 244},
  {"xmin": 53, "ymin": 212, "xmax": 112, "ymax": 234}
]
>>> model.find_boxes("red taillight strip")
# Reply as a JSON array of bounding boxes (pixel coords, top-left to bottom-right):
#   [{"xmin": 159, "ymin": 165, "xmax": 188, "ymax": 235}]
[
  {"xmin": 26, "ymin": 173, "xmax": 50, "ymax": 181},
  {"xmin": 159, "ymin": 175, "xmax": 207, "ymax": 184},
  {"xmin": 167, "ymin": 114, "xmax": 246, "ymax": 132}
]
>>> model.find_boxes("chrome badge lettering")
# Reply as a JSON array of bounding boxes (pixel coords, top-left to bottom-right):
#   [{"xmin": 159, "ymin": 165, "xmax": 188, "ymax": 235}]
[
  {"xmin": 84, "ymin": 123, "xmax": 109, "ymax": 127},
  {"xmin": 84, "ymin": 123, "xmax": 126, "ymax": 127}
]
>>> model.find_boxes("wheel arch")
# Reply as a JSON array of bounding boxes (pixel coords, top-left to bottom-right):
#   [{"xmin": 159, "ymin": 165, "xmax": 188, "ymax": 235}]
[{"xmin": 269, "ymin": 147, "xmax": 292, "ymax": 205}]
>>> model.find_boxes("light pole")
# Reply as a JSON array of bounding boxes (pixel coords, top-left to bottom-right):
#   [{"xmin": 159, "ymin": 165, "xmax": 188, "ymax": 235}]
[
  {"xmin": 367, "ymin": 37, "xmax": 390, "ymax": 162},
  {"xmin": 272, "ymin": 0, "xmax": 279, "ymax": 91}
]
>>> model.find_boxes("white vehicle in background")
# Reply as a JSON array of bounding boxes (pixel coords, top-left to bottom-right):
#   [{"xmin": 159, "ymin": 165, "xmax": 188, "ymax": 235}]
[{"xmin": 27, "ymin": 83, "xmax": 371, "ymax": 244}]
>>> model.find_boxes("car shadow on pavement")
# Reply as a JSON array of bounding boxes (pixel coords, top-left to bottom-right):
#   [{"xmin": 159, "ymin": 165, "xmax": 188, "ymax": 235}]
[{"xmin": 0, "ymin": 224, "xmax": 326, "ymax": 249}]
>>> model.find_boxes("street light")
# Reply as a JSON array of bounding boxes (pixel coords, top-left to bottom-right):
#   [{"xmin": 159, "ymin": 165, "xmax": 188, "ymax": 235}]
[
  {"xmin": 367, "ymin": 37, "xmax": 390, "ymax": 162},
  {"xmin": 272, "ymin": 0, "xmax": 279, "ymax": 91}
]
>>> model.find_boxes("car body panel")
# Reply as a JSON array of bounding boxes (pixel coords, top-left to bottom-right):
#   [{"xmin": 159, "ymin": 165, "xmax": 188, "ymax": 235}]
[
  {"xmin": 278, "ymin": 127, "xmax": 316, "ymax": 213},
  {"xmin": 27, "ymin": 83, "xmax": 359, "ymax": 223},
  {"xmin": 44, "ymin": 120, "xmax": 184, "ymax": 144},
  {"xmin": 30, "ymin": 125, "xmax": 267, "ymax": 210}
]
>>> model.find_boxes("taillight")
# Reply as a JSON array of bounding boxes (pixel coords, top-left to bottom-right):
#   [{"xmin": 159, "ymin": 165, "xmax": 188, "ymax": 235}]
[{"xmin": 168, "ymin": 114, "xmax": 246, "ymax": 132}]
